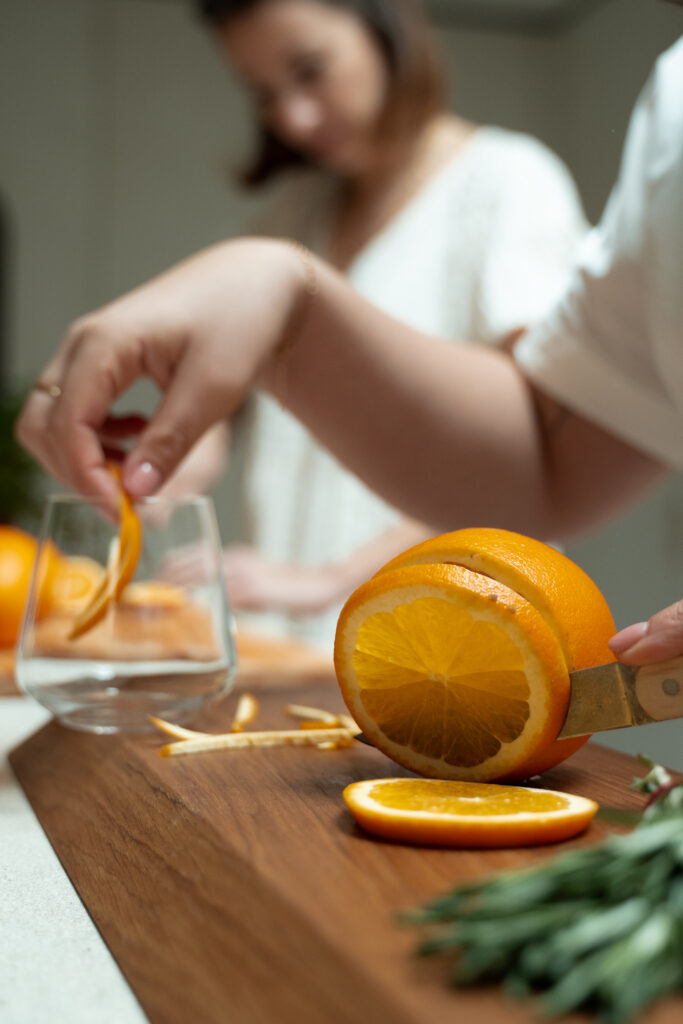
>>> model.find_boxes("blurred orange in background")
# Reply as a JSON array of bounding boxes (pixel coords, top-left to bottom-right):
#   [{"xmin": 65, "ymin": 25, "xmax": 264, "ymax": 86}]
[{"xmin": 0, "ymin": 527, "xmax": 60, "ymax": 648}]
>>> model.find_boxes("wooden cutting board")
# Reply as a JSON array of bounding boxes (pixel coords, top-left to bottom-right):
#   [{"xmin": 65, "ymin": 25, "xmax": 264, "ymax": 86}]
[{"xmin": 10, "ymin": 669, "xmax": 683, "ymax": 1024}]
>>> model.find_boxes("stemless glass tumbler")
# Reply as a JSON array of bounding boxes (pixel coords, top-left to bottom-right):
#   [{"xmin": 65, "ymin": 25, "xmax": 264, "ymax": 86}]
[{"xmin": 17, "ymin": 494, "xmax": 236, "ymax": 733}]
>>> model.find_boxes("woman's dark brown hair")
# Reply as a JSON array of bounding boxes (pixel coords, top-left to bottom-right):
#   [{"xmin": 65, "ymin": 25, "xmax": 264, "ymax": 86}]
[{"xmin": 196, "ymin": 0, "xmax": 445, "ymax": 187}]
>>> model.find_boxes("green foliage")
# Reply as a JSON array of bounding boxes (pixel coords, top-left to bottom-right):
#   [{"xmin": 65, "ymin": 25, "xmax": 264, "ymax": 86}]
[{"xmin": 404, "ymin": 760, "xmax": 683, "ymax": 1023}]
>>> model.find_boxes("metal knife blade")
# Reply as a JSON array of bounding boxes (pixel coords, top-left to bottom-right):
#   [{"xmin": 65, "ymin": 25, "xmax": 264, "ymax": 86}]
[{"xmin": 558, "ymin": 655, "xmax": 683, "ymax": 738}]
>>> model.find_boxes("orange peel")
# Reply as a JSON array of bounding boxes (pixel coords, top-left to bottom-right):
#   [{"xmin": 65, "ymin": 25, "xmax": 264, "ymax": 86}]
[
  {"xmin": 159, "ymin": 727, "xmax": 355, "ymax": 758},
  {"xmin": 67, "ymin": 471, "xmax": 142, "ymax": 641}
]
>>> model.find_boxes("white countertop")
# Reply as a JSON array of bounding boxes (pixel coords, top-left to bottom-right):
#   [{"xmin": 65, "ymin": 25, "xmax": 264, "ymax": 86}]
[{"xmin": 1, "ymin": 697, "xmax": 147, "ymax": 1024}]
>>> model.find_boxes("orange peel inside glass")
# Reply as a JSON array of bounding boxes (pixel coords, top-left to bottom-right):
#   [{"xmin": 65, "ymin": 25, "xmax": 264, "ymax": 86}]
[{"xmin": 67, "ymin": 468, "xmax": 142, "ymax": 641}]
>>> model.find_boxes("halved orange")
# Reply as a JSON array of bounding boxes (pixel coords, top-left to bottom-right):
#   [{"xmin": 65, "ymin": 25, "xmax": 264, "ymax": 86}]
[
  {"xmin": 334, "ymin": 528, "xmax": 616, "ymax": 782},
  {"xmin": 378, "ymin": 528, "xmax": 617, "ymax": 777},
  {"xmin": 335, "ymin": 563, "xmax": 571, "ymax": 781},
  {"xmin": 378, "ymin": 529, "xmax": 615, "ymax": 674},
  {"xmin": 343, "ymin": 778, "xmax": 598, "ymax": 847}
]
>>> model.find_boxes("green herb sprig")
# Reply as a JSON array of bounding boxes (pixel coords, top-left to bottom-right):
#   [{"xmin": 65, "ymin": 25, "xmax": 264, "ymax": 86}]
[{"xmin": 404, "ymin": 758, "xmax": 683, "ymax": 1023}]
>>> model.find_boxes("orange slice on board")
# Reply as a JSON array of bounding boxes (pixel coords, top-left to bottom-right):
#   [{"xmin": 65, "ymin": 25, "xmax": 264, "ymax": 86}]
[
  {"xmin": 343, "ymin": 778, "xmax": 598, "ymax": 847},
  {"xmin": 67, "ymin": 474, "xmax": 142, "ymax": 641},
  {"xmin": 334, "ymin": 528, "xmax": 616, "ymax": 782}
]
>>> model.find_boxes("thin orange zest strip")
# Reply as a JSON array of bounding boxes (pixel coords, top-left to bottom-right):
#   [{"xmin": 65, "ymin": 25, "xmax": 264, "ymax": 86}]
[{"xmin": 67, "ymin": 471, "xmax": 142, "ymax": 641}]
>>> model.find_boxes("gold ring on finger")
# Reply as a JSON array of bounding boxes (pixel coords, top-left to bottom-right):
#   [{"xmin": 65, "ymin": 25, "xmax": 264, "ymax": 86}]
[{"xmin": 33, "ymin": 380, "xmax": 63, "ymax": 399}]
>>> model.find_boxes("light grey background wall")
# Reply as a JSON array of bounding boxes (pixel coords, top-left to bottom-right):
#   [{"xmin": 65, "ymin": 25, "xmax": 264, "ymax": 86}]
[{"xmin": 2, "ymin": 0, "xmax": 682, "ymax": 764}]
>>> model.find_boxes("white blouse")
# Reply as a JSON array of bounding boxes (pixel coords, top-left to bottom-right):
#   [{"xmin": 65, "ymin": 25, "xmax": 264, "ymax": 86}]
[
  {"xmin": 235, "ymin": 126, "xmax": 589, "ymax": 648},
  {"xmin": 516, "ymin": 39, "xmax": 683, "ymax": 469}
]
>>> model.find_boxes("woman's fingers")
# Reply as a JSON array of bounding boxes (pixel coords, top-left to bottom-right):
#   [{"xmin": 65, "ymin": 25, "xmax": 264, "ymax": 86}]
[
  {"xmin": 18, "ymin": 304, "xmax": 190, "ymax": 498},
  {"xmin": 15, "ymin": 389, "xmax": 66, "ymax": 481},
  {"xmin": 16, "ymin": 315, "xmax": 106, "ymax": 480},
  {"xmin": 221, "ymin": 546, "xmax": 339, "ymax": 615},
  {"xmin": 121, "ymin": 352, "xmax": 228, "ymax": 498},
  {"xmin": 17, "ymin": 239, "xmax": 300, "ymax": 499},
  {"xmin": 45, "ymin": 324, "xmax": 146, "ymax": 498},
  {"xmin": 16, "ymin": 318, "xmax": 136, "ymax": 497},
  {"xmin": 609, "ymin": 601, "xmax": 683, "ymax": 665}
]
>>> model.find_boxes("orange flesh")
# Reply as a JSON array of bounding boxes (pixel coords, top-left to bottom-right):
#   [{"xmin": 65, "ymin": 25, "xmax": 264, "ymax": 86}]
[
  {"xmin": 343, "ymin": 778, "xmax": 599, "ymax": 847},
  {"xmin": 368, "ymin": 529, "xmax": 617, "ymax": 780},
  {"xmin": 354, "ymin": 598, "xmax": 532, "ymax": 768},
  {"xmin": 364, "ymin": 780, "xmax": 568, "ymax": 814}
]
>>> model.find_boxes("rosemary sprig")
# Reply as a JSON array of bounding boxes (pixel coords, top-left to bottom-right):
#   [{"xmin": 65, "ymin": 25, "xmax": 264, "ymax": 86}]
[{"xmin": 403, "ymin": 758, "xmax": 683, "ymax": 1023}]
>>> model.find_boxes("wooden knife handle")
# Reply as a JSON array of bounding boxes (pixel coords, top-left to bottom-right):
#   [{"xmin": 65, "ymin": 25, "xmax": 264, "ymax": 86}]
[{"xmin": 634, "ymin": 656, "xmax": 683, "ymax": 722}]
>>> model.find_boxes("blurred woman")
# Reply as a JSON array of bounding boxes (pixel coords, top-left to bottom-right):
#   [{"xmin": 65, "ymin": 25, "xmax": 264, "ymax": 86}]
[{"xmin": 185, "ymin": 0, "xmax": 588, "ymax": 648}]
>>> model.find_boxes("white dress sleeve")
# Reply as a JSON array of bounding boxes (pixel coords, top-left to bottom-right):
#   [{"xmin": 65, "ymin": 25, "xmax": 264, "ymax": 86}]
[
  {"xmin": 515, "ymin": 39, "xmax": 683, "ymax": 469},
  {"xmin": 472, "ymin": 134, "xmax": 589, "ymax": 341}
]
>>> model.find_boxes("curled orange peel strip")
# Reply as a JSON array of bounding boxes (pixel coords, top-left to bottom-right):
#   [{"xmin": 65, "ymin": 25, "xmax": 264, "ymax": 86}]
[
  {"xmin": 67, "ymin": 468, "xmax": 142, "ymax": 641},
  {"xmin": 149, "ymin": 694, "xmax": 260, "ymax": 741}
]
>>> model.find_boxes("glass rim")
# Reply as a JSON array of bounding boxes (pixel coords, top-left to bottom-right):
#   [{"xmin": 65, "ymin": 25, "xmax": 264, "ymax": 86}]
[{"xmin": 44, "ymin": 491, "xmax": 215, "ymax": 509}]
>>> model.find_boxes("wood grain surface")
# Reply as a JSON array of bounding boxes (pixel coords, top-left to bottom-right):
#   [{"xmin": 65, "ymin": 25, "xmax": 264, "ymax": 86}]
[{"xmin": 9, "ymin": 665, "xmax": 683, "ymax": 1024}]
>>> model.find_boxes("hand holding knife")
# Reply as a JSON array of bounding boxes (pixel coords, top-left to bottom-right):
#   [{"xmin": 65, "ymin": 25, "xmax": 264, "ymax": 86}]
[{"xmin": 558, "ymin": 655, "xmax": 683, "ymax": 738}]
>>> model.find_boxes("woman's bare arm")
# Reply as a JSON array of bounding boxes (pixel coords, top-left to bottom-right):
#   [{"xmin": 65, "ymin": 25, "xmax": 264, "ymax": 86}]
[
  {"xmin": 275, "ymin": 256, "xmax": 667, "ymax": 540},
  {"xmin": 17, "ymin": 239, "xmax": 667, "ymax": 538}
]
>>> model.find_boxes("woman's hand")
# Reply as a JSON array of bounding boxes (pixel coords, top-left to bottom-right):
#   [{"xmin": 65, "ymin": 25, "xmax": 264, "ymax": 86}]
[
  {"xmin": 609, "ymin": 601, "xmax": 683, "ymax": 665},
  {"xmin": 222, "ymin": 546, "xmax": 347, "ymax": 615},
  {"xmin": 16, "ymin": 239, "xmax": 302, "ymax": 503},
  {"xmin": 163, "ymin": 542, "xmax": 346, "ymax": 616}
]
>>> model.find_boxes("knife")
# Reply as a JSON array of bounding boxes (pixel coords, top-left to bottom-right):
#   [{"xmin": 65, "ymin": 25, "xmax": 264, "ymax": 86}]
[{"xmin": 559, "ymin": 655, "xmax": 683, "ymax": 738}]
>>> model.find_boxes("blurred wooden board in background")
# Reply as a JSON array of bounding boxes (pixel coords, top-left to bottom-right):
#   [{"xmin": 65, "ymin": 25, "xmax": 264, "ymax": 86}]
[{"xmin": 0, "ymin": 629, "xmax": 333, "ymax": 697}]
